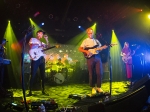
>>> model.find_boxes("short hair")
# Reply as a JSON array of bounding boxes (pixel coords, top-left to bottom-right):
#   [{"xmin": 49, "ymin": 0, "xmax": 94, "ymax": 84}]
[
  {"xmin": 86, "ymin": 27, "xmax": 93, "ymax": 33},
  {"xmin": 36, "ymin": 30, "xmax": 46, "ymax": 34}
]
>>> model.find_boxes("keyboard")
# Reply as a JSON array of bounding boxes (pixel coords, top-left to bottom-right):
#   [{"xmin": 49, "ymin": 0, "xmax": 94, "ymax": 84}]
[{"xmin": 0, "ymin": 58, "xmax": 11, "ymax": 65}]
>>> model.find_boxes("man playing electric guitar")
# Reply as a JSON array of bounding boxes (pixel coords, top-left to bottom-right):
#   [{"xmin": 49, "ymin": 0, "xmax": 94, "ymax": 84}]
[
  {"xmin": 28, "ymin": 30, "xmax": 50, "ymax": 96},
  {"xmin": 79, "ymin": 27, "xmax": 108, "ymax": 95}
]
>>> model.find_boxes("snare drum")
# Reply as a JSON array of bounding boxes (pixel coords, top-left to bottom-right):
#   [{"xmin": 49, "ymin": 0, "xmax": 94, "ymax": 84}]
[{"xmin": 54, "ymin": 73, "xmax": 65, "ymax": 84}]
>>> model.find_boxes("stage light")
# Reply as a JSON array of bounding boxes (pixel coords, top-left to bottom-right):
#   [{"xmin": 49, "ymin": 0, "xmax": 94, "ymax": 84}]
[
  {"xmin": 49, "ymin": 14, "xmax": 53, "ymax": 19},
  {"xmin": 34, "ymin": 11, "xmax": 40, "ymax": 17},
  {"xmin": 148, "ymin": 15, "xmax": 150, "ymax": 19},
  {"xmin": 78, "ymin": 26, "xmax": 81, "ymax": 28},
  {"xmin": 41, "ymin": 23, "xmax": 44, "ymax": 25},
  {"xmin": 87, "ymin": 16, "xmax": 92, "ymax": 22},
  {"xmin": 59, "ymin": 50, "xmax": 63, "ymax": 53},
  {"xmin": 73, "ymin": 17, "xmax": 78, "ymax": 21}
]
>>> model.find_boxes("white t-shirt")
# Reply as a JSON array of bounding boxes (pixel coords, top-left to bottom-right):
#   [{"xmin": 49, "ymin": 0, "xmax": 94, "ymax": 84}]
[
  {"xmin": 80, "ymin": 38, "xmax": 102, "ymax": 54},
  {"xmin": 80, "ymin": 38, "xmax": 101, "ymax": 48},
  {"xmin": 29, "ymin": 38, "xmax": 46, "ymax": 48}
]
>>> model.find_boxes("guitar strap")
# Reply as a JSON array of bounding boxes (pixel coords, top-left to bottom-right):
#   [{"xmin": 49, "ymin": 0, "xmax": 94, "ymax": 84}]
[{"xmin": 94, "ymin": 38, "xmax": 99, "ymax": 46}]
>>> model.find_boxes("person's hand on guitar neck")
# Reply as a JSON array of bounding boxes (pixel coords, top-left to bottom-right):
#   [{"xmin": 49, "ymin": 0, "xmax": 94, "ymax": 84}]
[{"xmin": 102, "ymin": 45, "xmax": 108, "ymax": 50}]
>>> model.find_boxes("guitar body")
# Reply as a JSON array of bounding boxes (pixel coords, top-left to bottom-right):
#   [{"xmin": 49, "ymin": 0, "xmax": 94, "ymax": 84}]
[
  {"xmin": 29, "ymin": 48, "xmax": 46, "ymax": 61},
  {"xmin": 83, "ymin": 44, "xmax": 116, "ymax": 59},
  {"xmin": 83, "ymin": 49, "xmax": 98, "ymax": 59},
  {"xmin": 29, "ymin": 45, "xmax": 59, "ymax": 61},
  {"xmin": 122, "ymin": 55, "xmax": 132, "ymax": 63},
  {"xmin": 121, "ymin": 45, "xmax": 140, "ymax": 63},
  {"xmin": 83, "ymin": 45, "xmax": 98, "ymax": 59}
]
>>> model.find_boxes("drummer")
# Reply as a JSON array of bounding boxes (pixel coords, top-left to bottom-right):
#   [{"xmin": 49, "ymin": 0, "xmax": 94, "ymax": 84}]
[
  {"xmin": 56, "ymin": 58, "xmax": 64, "ymax": 66},
  {"xmin": 56, "ymin": 58, "xmax": 64, "ymax": 72}
]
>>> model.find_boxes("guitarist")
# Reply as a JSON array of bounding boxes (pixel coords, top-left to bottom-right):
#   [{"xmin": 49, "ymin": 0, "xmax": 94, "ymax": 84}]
[
  {"xmin": 28, "ymin": 30, "xmax": 50, "ymax": 96},
  {"xmin": 121, "ymin": 42, "xmax": 135, "ymax": 87},
  {"xmin": 79, "ymin": 27, "xmax": 107, "ymax": 95}
]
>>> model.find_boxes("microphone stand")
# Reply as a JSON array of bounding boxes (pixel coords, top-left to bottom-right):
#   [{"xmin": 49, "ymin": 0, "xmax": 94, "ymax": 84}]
[
  {"xmin": 21, "ymin": 26, "xmax": 35, "ymax": 112},
  {"xmin": 97, "ymin": 35, "xmax": 112, "ymax": 96}
]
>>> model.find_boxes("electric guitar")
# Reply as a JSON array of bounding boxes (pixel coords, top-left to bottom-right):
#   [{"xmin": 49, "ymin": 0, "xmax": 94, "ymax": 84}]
[
  {"xmin": 29, "ymin": 45, "xmax": 60, "ymax": 61},
  {"xmin": 122, "ymin": 45, "xmax": 140, "ymax": 63},
  {"xmin": 83, "ymin": 43, "xmax": 117, "ymax": 59}
]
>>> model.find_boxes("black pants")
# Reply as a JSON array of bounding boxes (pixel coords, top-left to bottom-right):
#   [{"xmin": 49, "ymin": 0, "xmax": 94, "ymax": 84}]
[
  {"xmin": 29, "ymin": 56, "xmax": 45, "ymax": 92},
  {"xmin": 87, "ymin": 54, "xmax": 103, "ymax": 87}
]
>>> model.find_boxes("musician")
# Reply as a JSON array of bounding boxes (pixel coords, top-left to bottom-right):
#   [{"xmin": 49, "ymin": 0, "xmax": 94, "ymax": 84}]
[
  {"xmin": 56, "ymin": 58, "xmax": 64, "ymax": 66},
  {"xmin": 28, "ymin": 30, "xmax": 50, "ymax": 96},
  {"xmin": 78, "ymin": 27, "xmax": 107, "ymax": 94},
  {"xmin": 121, "ymin": 42, "xmax": 135, "ymax": 87},
  {"xmin": 0, "ymin": 39, "xmax": 7, "ymax": 87}
]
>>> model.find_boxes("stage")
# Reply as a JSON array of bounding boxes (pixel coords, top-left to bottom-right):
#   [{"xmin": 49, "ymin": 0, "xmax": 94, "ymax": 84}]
[{"xmin": 0, "ymin": 81, "xmax": 129, "ymax": 112}]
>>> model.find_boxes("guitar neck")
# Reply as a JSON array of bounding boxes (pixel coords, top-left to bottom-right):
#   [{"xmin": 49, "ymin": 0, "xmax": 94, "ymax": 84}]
[{"xmin": 41, "ymin": 46, "xmax": 56, "ymax": 52}]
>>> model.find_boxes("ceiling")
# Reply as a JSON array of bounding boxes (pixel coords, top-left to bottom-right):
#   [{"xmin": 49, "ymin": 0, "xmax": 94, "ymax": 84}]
[{"xmin": 1, "ymin": 0, "xmax": 150, "ymax": 44}]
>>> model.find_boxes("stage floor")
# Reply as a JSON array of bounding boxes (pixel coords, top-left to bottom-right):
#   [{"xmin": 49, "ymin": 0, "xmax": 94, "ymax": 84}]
[{"xmin": 0, "ymin": 81, "xmax": 129, "ymax": 112}]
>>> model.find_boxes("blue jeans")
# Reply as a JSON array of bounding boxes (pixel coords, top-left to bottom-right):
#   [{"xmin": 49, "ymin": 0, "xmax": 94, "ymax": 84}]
[{"xmin": 29, "ymin": 56, "xmax": 45, "ymax": 92}]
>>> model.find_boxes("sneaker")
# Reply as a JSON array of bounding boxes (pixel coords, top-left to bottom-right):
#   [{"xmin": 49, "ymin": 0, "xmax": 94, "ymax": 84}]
[
  {"xmin": 92, "ymin": 88, "xmax": 97, "ymax": 94},
  {"xmin": 97, "ymin": 88, "xmax": 104, "ymax": 93}
]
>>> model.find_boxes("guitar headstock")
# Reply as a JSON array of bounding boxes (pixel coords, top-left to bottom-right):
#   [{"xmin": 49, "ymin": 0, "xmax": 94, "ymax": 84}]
[
  {"xmin": 110, "ymin": 43, "xmax": 118, "ymax": 46},
  {"xmin": 55, "ymin": 44, "xmax": 61, "ymax": 48}
]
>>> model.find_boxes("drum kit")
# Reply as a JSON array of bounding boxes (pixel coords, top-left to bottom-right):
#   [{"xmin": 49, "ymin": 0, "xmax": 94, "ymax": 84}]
[
  {"xmin": 45, "ymin": 64, "xmax": 69, "ymax": 84},
  {"xmin": 45, "ymin": 60, "xmax": 70, "ymax": 84},
  {"xmin": 45, "ymin": 53, "xmax": 78, "ymax": 84}
]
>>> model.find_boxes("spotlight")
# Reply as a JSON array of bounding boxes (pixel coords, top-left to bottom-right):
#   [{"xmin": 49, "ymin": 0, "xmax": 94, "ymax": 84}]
[
  {"xmin": 87, "ymin": 17, "xmax": 92, "ymax": 22},
  {"xmin": 148, "ymin": 15, "xmax": 150, "ymax": 19},
  {"xmin": 73, "ymin": 17, "xmax": 78, "ymax": 21},
  {"xmin": 34, "ymin": 11, "xmax": 40, "ymax": 17},
  {"xmin": 78, "ymin": 26, "xmax": 81, "ymax": 28},
  {"xmin": 49, "ymin": 14, "xmax": 53, "ymax": 19},
  {"xmin": 41, "ymin": 23, "xmax": 44, "ymax": 25}
]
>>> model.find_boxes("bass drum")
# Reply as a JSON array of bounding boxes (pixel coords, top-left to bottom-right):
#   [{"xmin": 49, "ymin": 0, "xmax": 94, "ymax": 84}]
[{"xmin": 54, "ymin": 73, "xmax": 65, "ymax": 84}]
